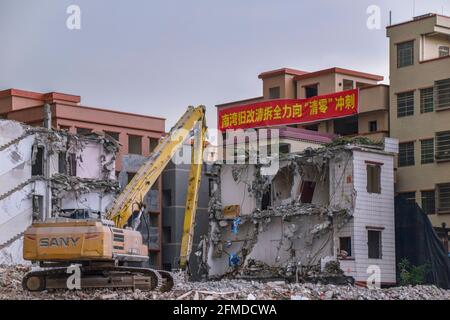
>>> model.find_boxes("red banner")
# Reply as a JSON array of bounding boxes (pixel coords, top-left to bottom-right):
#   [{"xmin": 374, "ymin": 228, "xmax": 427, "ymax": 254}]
[{"xmin": 218, "ymin": 89, "xmax": 359, "ymax": 131}]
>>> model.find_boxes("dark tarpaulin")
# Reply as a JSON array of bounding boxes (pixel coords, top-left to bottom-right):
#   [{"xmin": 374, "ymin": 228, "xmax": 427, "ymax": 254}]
[{"xmin": 395, "ymin": 196, "xmax": 450, "ymax": 289}]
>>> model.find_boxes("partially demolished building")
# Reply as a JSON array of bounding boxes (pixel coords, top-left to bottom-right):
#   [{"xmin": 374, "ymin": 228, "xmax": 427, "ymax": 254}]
[
  {"xmin": 0, "ymin": 119, "xmax": 119, "ymax": 264},
  {"xmin": 203, "ymin": 138, "xmax": 399, "ymax": 286}
]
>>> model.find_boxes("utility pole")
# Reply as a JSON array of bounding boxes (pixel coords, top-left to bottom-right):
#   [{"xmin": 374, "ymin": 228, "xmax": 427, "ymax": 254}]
[{"xmin": 43, "ymin": 104, "xmax": 52, "ymax": 221}]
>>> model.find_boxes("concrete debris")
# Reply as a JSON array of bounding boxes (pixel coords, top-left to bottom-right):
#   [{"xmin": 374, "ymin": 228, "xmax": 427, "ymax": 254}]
[{"xmin": 1, "ymin": 265, "xmax": 449, "ymax": 300}]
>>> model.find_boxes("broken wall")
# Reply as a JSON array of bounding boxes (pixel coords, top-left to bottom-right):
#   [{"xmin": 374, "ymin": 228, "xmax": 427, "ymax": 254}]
[{"xmin": 205, "ymin": 142, "xmax": 397, "ymax": 284}]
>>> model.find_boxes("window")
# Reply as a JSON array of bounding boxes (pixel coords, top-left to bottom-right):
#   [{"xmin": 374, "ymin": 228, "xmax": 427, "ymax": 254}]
[
  {"xmin": 439, "ymin": 46, "xmax": 450, "ymax": 58},
  {"xmin": 300, "ymin": 181, "xmax": 316, "ymax": 204},
  {"xmin": 32, "ymin": 195, "xmax": 43, "ymax": 219},
  {"xmin": 269, "ymin": 87, "xmax": 280, "ymax": 99},
  {"xmin": 149, "ymin": 138, "xmax": 159, "ymax": 153},
  {"xmin": 421, "ymin": 139, "xmax": 434, "ymax": 164},
  {"xmin": 334, "ymin": 115, "xmax": 358, "ymax": 136},
  {"xmin": 367, "ymin": 164, "xmax": 381, "ymax": 194},
  {"xmin": 421, "ymin": 190, "xmax": 436, "ymax": 215},
  {"xmin": 261, "ymin": 185, "xmax": 272, "ymax": 210},
  {"xmin": 399, "ymin": 142, "xmax": 415, "ymax": 167},
  {"xmin": 397, "ymin": 91, "xmax": 414, "ymax": 117},
  {"xmin": 128, "ymin": 135, "xmax": 142, "ymax": 155},
  {"xmin": 397, "ymin": 41, "xmax": 414, "ymax": 68},
  {"xmin": 58, "ymin": 152, "xmax": 67, "ymax": 174},
  {"xmin": 398, "ymin": 192, "xmax": 416, "ymax": 205},
  {"xmin": 339, "ymin": 237, "xmax": 352, "ymax": 258},
  {"xmin": 369, "ymin": 121, "xmax": 378, "ymax": 133},
  {"xmin": 76, "ymin": 127, "xmax": 92, "ymax": 135},
  {"xmin": 305, "ymin": 85, "xmax": 318, "ymax": 98},
  {"xmin": 208, "ymin": 179, "xmax": 216, "ymax": 197},
  {"xmin": 437, "ymin": 183, "xmax": 450, "ymax": 213},
  {"xmin": 343, "ymin": 79, "xmax": 354, "ymax": 91},
  {"xmin": 436, "ymin": 131, "xmax": 450, "ymax": 161},
  {"xmin": 105, "ymin": 131, "xmax": 120, "ymax": 141},
  {"xmin": 68, "ymin": 153, "xmax": 77, "ymax": 176},
  {"xmin": 31, "ymin": 146, "xmax": 44, "ymax": 176},
  {"xmin": 435, "ymin": 78, "xmax": 450, "ymax": 110},
  {"xmin": 368, "ymin": 230, "xmax": 382, "ymax": 259},
  {"xmin": 420, "ymin": 88, "xmax": 434, "ymax": 113}
]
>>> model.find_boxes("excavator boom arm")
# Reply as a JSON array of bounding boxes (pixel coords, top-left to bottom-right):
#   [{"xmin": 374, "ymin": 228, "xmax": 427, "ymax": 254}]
[{"xmin": 106, "ymin": 106, "xmax": 207, "ymax": 232}]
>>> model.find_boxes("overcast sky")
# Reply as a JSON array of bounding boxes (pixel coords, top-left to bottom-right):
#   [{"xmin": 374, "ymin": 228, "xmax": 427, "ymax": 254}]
[{"xmin": 1, "ymin": 0, "xmax": 449, "ymax": 134}]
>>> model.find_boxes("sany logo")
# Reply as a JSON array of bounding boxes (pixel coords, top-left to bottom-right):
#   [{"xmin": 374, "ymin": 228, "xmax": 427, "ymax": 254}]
[
  {"xmin": 66, "ymin": 264, "xmax": 81, "ymax": 290},
  {"xmin": 39, "ymin": 237, "xmax": 80, "ymax": 247}
]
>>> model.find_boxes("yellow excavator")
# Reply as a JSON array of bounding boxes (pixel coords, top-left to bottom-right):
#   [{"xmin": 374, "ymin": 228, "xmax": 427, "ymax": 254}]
[{"xmin": 22, "ymin": 106, "xmax": 207, "ymax": 292}]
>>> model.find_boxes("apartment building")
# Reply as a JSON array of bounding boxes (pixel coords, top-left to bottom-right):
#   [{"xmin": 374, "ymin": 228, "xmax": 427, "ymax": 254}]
[
  {"xmin": 216, "ymin": 67, "xmax": 389, "ymax": 142},
  {"xmin": 0, "ymin": 88, "xmax": 166, "ymax": 267},
  {"xmin": 387, "ymin": 14, "xmax": 450, "ymax": 241}
]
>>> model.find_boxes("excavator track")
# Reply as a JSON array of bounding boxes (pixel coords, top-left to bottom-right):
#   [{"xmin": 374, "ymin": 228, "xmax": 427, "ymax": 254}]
[{"xmin": 22, "ymin": 265, "xmax": 175, "ymax": 292}]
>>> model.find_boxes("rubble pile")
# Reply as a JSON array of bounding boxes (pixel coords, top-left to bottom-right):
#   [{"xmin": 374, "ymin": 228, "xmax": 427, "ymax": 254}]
[{"xmin": 1, "ymin": 265, "xmax": 449, "ymax": 300}]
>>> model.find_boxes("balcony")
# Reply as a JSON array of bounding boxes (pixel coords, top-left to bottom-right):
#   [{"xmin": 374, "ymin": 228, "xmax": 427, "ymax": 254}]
[{"xmin": 359, "ymin": 85, "xmax": 389, "ymax": 114}]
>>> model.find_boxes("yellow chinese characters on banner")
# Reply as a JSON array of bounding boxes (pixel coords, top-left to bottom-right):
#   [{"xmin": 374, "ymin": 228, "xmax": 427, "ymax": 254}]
[{"xmin": 218, "ymin": 89, "xmax": 359, "ymax": 130}]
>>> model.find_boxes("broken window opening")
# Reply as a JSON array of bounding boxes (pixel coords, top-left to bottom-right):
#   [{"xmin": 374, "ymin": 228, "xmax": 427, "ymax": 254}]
[
  {"xmin": 272, "ymin": 166, "xmax": 295, "ymax": 206},
  {"xmin": 261, "ymin": 185, "xmax": 272, "ymax": 210},
  {"xmin": 58, "ymin": 152, "xmax": 67, "ymax": 174},
  {"xmin": 368, "ymin": 229, "xmax": 382, "ymax": 259},
  {"xmin": 67, "ymin": 153, "xmax": 77, "ymax": 176},
  {"xmin": 31, "ymin": 146, "xmax": 44, "ymax": 176},
  {"xmin": 300, "ymin": 181, "xmax": 316, "ymax": 204},
  {"xmin": 32, "ymin": 195, "xmax": 44, "ymax": 219},
  {"xmin": 333, "ymin": 115, "xmax": 358, "ymax": 136},
  {"xmin": 366, "ymin": 164, "xmax": 381, "ymax": 194},
  {"xmin": 339, "ymin": 237, "xmax": 352, "ymax": 258}
]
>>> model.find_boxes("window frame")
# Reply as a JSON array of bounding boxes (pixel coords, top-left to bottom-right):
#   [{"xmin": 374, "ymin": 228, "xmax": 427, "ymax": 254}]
[
  {"xmin": 269, "ymin": 86, "xmax": 281, "ymax": 99},
  {"xmin": 436, "ymin": 131, "xmax": 450, "ymax": 162},
  {"xmin": 421, "ymin": 138, "xmax": 435, "ymax": 164},
  {"xmin": 437, "ymin": 183, "xmax": 450, "ymax": 213},
  {"xmin": 397, "ymin": 40, "xmax": 414, "ymax": 68},
  {"xmin": 398, "ymin": 142, "xmax": 415, "ymax": 167},
  {"xmin": 128, "ymin": 134, "xmax": 143, "ymax": 155},
  {"xmin": 421, "ymin": 190, "xmax": 436, "ymax": 215},
  {"xmin": 366, "ymin": 164, "xmax": 381, "ymax": 194},
  {"xmin": 367, "ymin": 229, "xmax": 382, "ymax": 259},
  {"xmin": 397, "ymin": 91, "xmax": 415, "ymax": 118},
  {"xmin": 339, "ymin": 236, "xmax": 352, "ymax": 258},
  {"xmin": 435, "ymin": 78, "xmax": 450, "ymax": 110},
  {"xmin": 420, "ymin": 87, "xmax": 434, "ymax": 113}
]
